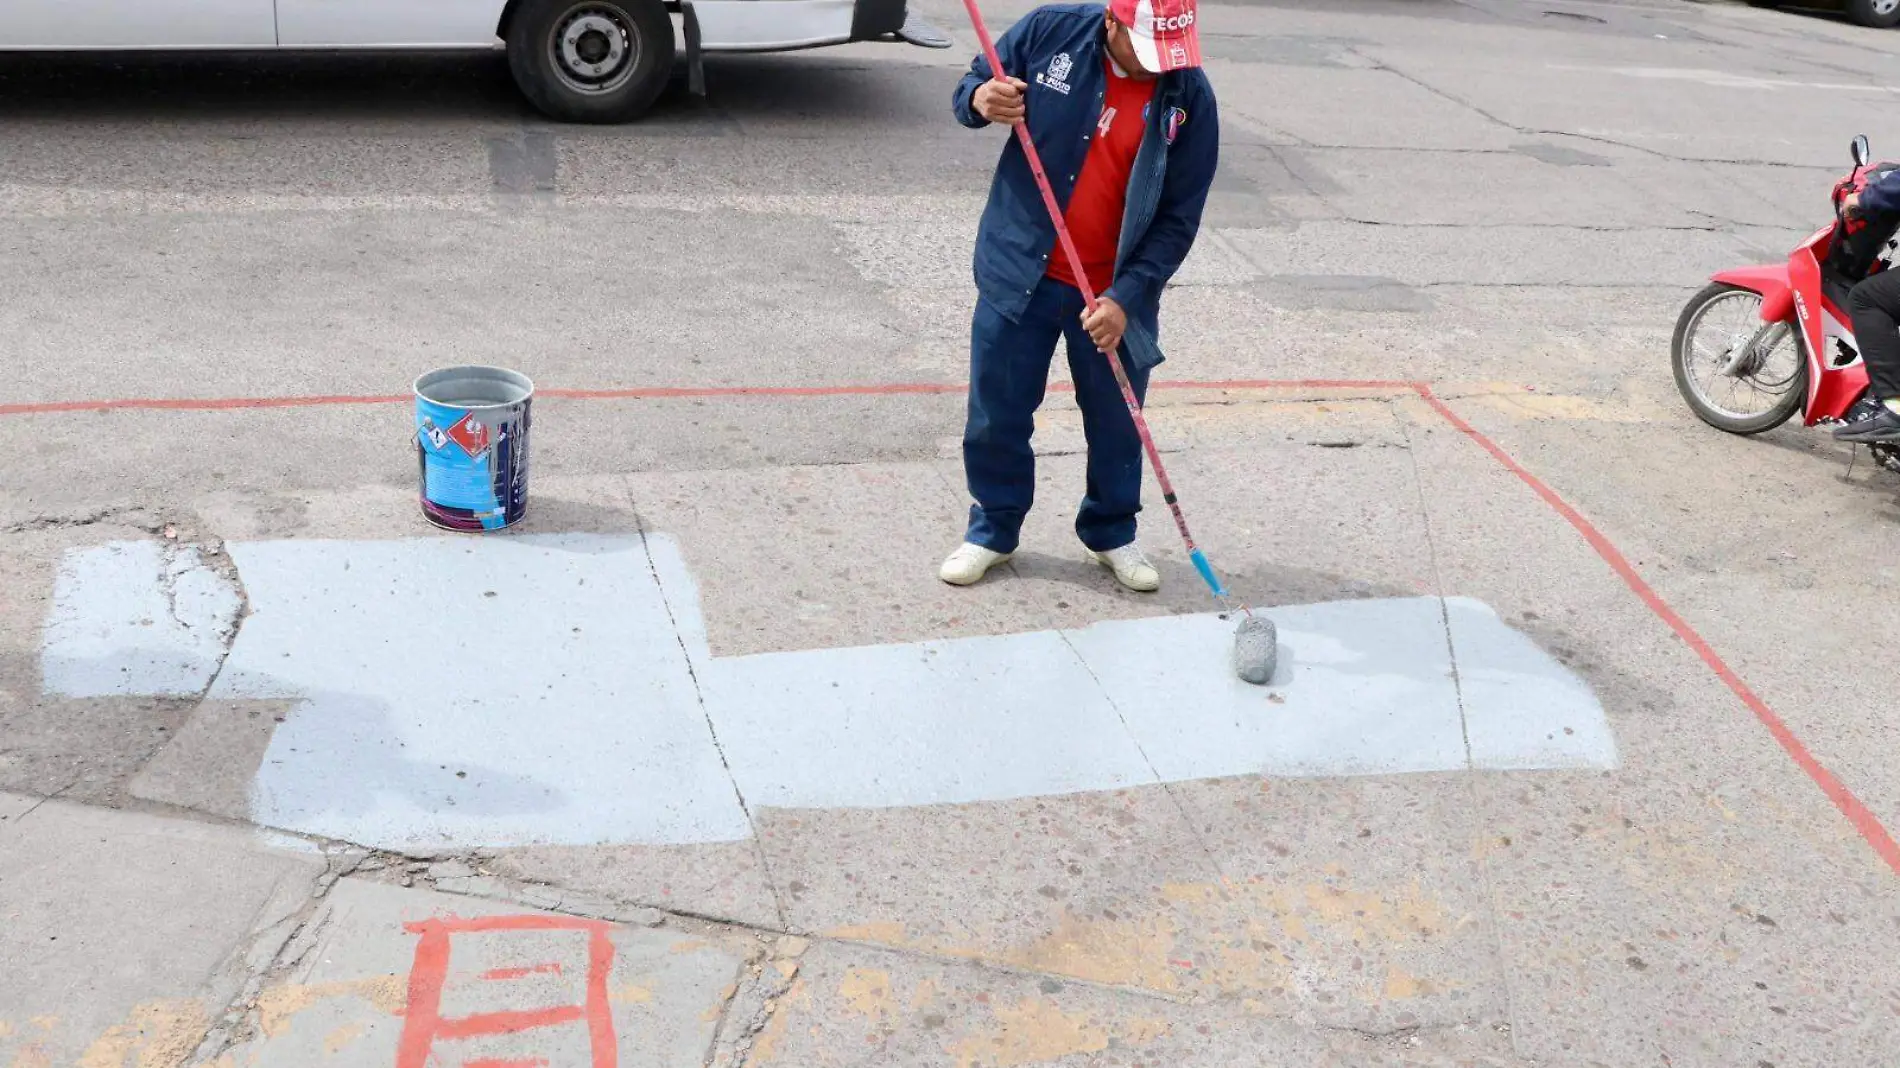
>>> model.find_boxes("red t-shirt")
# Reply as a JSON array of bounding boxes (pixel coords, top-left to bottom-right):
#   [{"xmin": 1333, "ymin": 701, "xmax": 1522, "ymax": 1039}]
[{"xmin": 1047, "ymin": 59, "xmax": 1157, "ymax": 297}]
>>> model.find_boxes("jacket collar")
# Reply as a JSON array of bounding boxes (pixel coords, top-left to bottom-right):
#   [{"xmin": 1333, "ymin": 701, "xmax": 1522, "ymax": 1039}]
[{"xmin": 1096, "ymin": 14, "xmax": 1186, "ymax": 100}]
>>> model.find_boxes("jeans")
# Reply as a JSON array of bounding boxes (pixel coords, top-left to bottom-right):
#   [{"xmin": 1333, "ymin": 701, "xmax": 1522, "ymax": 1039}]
[{"xmin": 962, "ymin": 275, "xmax": 1152, "ymax": 555}]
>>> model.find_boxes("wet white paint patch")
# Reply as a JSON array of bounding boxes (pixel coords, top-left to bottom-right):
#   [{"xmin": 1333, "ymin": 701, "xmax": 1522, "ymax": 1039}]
[
  {"xmin": 1062, "ymin": 601, "xmax": 1471, "ymax": 782},
  {"xmin": 41, "ymin": 536, "xmax": 1618, "ymax": 849},
  {"xmin": 1447, "ymin": 597, "xmax": 1619, "ymax": 771},
  {"xmin": 41, "ymin": 541, "xmax": 241, "ymax": 698},
  {"xmin": 705, "ymin": 629, "xmax": 1160, "ymax": 810},
  {"xmin": 207, "ymin": 536, "xmax": 754, "ymax": 849}
]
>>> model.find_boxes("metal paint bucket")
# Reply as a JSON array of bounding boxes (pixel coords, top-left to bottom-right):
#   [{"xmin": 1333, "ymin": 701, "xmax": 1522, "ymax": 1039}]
[{"xmin": 413, "ymin": 365, "xmax": 533, "ymax": 532}]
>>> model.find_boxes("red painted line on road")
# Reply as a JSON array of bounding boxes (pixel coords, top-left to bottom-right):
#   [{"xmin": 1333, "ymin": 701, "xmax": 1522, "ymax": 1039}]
[
  {"xmin": 394, "ymin": 924, "xmax": 450, "ymax": 1068},
  {"xmin": 1149, "ymin": 378, "xmax": 1416, "ymax": 392},
  {"xmin": 480, "ymin": 962, "xmax": 564, "ymax": 981},
  {"xmin": 435, "ymin": 1006, "xmax": 587, "ymax": 1041},
  {"xmin": 585, "ymin": 926, "xmax": 618, "ymax": 1068},
  {"xmin": 398, "ymin": 916, "xmax": 619, "ymax": 1068},
  {"xmin": 1413, "ymin": 383, "xmax": 1900, "ymax": 877},
  {"xmin": 0, "ymin": 378, "xmax": 1414, "ymax": 418},
  {"xmin": 0, "ymin": 393, "xmax": 407, "ymax": 416},
  {"xmin": 407, "ymin": 914, "xmax": 614, "ymax": 934},
  {"xmin": 539, "ymin": 383, "xmax": 965, "ymax": 400}
]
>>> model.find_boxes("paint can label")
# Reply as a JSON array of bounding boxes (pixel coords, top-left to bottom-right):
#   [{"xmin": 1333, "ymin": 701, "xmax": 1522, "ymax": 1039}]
[{"xmin": 415, "ymin": 396, "xmax": 529, "ymax": 531}]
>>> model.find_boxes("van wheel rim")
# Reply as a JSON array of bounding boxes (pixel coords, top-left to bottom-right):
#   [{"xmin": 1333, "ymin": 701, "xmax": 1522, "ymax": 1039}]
[{"xmin": 551, "ymin": 4, "xmax": 638, "ymax": 94}]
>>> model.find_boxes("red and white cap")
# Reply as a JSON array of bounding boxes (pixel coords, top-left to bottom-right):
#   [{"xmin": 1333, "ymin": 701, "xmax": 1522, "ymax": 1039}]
[{"xmin": 1108, "ymin": 0, "xmax": 1203, "ymax": 73}]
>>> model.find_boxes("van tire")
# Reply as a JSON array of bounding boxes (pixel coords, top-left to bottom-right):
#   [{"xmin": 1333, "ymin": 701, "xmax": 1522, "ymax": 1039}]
[
  {"xmin": 1847, "ymin": 0, "xmax": 1900, "ymax": 29},
  {"xmin": 506, "ymin": 0, "xmax": 675, "ymax": 123}
]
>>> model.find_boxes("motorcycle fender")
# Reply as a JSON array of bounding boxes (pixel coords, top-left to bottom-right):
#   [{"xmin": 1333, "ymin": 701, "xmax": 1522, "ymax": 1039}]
[{"xmin": 1712, "ymin": 265, "xmax": 1795, "ymax": 323}]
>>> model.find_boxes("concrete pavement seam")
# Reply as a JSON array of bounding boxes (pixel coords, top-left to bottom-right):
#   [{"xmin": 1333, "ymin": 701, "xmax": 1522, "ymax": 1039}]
[
  {"xmin": 624, "ymin": 474, "xmax": 793, "ymax": 932},
  {"xmin": 1, "ymin": 503, "xmax": 179, "ymax": 535},
  {"xmin": 1050, "ymin": 624, "xmax": 1238, "ymax": 883},
  {"xmin": 187, "ymin": 847, "xmax": 362, "ymax": 1064},
  {"xmin": 1396, "ymin": 403, "xmax": 1474, "ymax": 771},
  {"xmin": 8, "ymin": 776, "xmax": 77, "ymax": 828},
  {"xmin": 705, "ymin": 936, "xmax": 807, "ymax": 1068},
  {"xmin": 1392, "ymin": 397, "xmax": 1528, "ymax": 1057},
  {"xmin": 360, "ymin": 857, "xmax": 1207, "ymax": 1009}
]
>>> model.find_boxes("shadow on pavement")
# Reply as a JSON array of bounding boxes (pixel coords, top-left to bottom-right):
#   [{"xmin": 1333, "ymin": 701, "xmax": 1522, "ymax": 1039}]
[
  {"xmin": 0, "ymin": 50, "xmax": 535, "ymax": 122},
  {"xmin": 0, "ymin": 48, "xmax": 955, "ymax": 128}
]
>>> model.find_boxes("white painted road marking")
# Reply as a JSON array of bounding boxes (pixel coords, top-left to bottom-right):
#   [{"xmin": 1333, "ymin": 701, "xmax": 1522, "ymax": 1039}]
[
  {"xmin": 41, "ymin": 540, "xmax": 241, "ymax": 698},
  {"xmin": 41, "ymin": 536, "xmax": 1617, "ymax": 849}
]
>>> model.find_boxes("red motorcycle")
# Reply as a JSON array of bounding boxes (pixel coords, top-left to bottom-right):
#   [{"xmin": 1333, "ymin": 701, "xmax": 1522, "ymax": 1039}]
[{"xmin": 1672, "ymin": 134, "xmax": 1900, "ymax": 468}]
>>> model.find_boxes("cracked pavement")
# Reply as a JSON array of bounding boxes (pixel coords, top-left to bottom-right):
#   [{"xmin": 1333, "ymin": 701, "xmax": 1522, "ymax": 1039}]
[{"xmin": 7, "ymin": 0, "xmax": 1900, "ymax": 1065}]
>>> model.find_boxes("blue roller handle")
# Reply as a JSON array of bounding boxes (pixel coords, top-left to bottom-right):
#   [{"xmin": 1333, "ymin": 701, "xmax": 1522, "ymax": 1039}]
[{"xmin": 1189, "ymin": 549, "xmax": 1227, "ymax": 599}]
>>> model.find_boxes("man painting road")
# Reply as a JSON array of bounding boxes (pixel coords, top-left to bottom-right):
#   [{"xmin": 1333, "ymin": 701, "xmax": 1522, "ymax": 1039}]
[{"xmin": 941, "ymin": 0, "xmax": 1219, "ymax": 593}]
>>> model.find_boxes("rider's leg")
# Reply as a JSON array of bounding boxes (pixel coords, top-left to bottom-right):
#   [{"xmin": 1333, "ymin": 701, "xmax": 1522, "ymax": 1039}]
[
  {"xmin": 1851, "ymin": 269, "xmax": 1900, "ymax": 407},
  {"xmin": 1836, "ymin": 269, "xmax": 1900, "ymax": 441}
]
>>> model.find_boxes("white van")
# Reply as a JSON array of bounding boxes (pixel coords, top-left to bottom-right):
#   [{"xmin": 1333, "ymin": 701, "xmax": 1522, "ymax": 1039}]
[{"xmin": 0, "ymin": 0, "xmax": 953, "ymax": 122}]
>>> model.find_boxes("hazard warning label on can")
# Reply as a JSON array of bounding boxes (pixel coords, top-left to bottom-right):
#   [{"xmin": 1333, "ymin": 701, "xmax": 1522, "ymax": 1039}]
[
  {"xmin": 415, "ymin": 397, "xmax": 528, "ymax": 531},
  {"xmin": 445, "ymin": 412, "xmax": 491, "ymax": 458}
]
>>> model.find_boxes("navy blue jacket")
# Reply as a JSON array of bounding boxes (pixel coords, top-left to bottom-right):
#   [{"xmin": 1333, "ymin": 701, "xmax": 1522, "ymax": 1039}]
[
  {"xmin": 1862, "ymin": 166, "xmax": 1900, "ymax": 216},
  {"xmin": 953, "ymin": 3, "xmax": 1220, "ymax": 370}
]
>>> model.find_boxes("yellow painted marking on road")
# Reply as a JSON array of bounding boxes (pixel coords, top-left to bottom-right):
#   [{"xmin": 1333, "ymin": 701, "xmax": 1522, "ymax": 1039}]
[
  {"xmin": 1382, "ymin": 965, "xmax": 1438, "ymax": 1000},
  {"xmin": 825, "ymin": 921, "xmax": 907, "ymax": 944},
  {"xmin": 610, "ymin": 983, "xmax": 654, "ymax": 1005},
  {"xmin": 838, "ymin": 968, "xmax": 894, "ymax": 1019},
  {"xmin": 321, "ymin": 1023, "xmax": 364, "ymax": 1055},
  {"xmin": 947, "ymin": 998, "xmax": 1169, "ymax": 1068},
  {"xmin": 992, "ymin": 910, "xmax": 1182, "ymax": 992},
  {"xmin": 702, "ymin": 983, "xmax": 739, "ymax": 1023},
  {"xmin": 75, "ymin": 998, "xmax": 207, "ymax": 1068},
  {"xmin": 1465, "ymin": 391, "xmax": 1662, "ymax": 423},
  {"xmin": 828, "ymin": 875, "xmax": 1459, "ymax": 1005},
  {"xmin": 743, "ymin": 976, "xmax": 811, "ymax": 1065},
  {"xmin": 832, "ymin": 911, "xmax": 1179, "ymax": 992},
  {"xmin": 8, "ymin": 1044, "xmax": 53, "ymax": 1068},
  {"xmin": 1707, "ymin": 793, "xmax": 1741, "ymax": 822},
  {"xmin": 253, "ymin": 976, "xmax": 405, "ymax": 1039}
]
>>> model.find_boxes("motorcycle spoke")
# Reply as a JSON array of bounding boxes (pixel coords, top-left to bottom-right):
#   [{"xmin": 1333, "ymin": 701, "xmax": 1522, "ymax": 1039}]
[{"xmin": 1681, "ymin": 289, "xmax": 1801, "ymax": 421}]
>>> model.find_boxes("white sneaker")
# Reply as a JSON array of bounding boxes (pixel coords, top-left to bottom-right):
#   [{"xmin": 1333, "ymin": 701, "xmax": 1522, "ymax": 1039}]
[
  {"xmin": 940, "ymin": 542, "xmax": 1010, "ymax": 586},
  {"xmin": 1088, "ymin": 543, "xmax": 1160, "ymax": 592}
]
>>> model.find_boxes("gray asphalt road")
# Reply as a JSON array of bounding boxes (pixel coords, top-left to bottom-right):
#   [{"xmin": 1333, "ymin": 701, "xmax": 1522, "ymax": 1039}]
[{"xmin": 6, "ymin": 1, "xmax": 1900, "ymax": 1066}]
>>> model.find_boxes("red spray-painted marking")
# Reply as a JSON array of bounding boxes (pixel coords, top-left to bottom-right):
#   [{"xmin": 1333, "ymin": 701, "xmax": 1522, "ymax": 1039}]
[
  {"xmin": 0, "ymin": 393, "xmax": 407, "ymax": 416},
  {"xmin": 1412, "ymin": 383, "xmax": 1900, "ymax": 876},
  {"xmin": 0, "ymin": 378, "xmax": 1416, "ymax": 418},
  {"xmin": 481, "ymin": 963, "xmax": 565, "ymax": 982},
  {"xmin": 398, "ymin": 916, "xmax": 618, "ymax": 1068}
]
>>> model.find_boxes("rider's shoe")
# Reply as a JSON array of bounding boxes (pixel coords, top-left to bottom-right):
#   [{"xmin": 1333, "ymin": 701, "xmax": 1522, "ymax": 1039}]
[{"xmin": 1835, "ymin": 403, "xmax": 1900, "ymax": 443}]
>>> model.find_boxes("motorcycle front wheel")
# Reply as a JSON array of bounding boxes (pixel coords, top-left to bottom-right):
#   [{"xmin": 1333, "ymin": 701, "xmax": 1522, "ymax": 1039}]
[{"xmin": 1671, "ymin": 282, "xmax": 1809, "ymax": 435}]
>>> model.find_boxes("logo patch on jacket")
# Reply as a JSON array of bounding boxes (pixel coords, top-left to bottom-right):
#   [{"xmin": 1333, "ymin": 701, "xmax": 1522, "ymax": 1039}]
[
  {"xmin": 1036, "ymin": 52, "xmax": 1074, "ymax": 94},
  {"xmin": 1166, "ymin": 106, "xmax": 1187, "ymax": 144}
]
